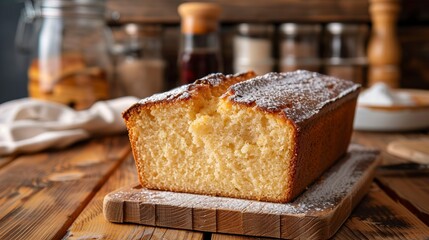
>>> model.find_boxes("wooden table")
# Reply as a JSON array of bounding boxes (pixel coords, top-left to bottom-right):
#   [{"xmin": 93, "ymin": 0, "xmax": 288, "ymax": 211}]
[{"xmin": 0, "ymin": 131, "xmax": 428, "ymax": 239}]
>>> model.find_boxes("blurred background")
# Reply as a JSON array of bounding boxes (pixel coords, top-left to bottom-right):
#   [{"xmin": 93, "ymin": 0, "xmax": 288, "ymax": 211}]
[{"xmin": 1, "ymin": 0, "xmax": 429, "ymax": 105}]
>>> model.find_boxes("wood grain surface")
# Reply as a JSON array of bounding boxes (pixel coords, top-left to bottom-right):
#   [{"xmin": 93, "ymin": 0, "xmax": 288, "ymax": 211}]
[
  {"xmin": 212, "ymin": 184, "xmax": 429, "ymax": 240},
  {"xmin": 377, "ymin": 173, "xmax": 429, "ymax": 226},
  {"xmin": 334, "ymin": 184, "xmax": 429, "ymax": 239},
  {"xmin": 0, "ymin": 135, "xmax": 131, "ymax": 240},
  {"xmin": 212, "ymin": 235, "xmax": 273, "ymax": 240},
  {"xmin": 103, "ymin": 147, "xmax": 380, "ymax": 239},
  {"xmin": 353, "ymin": 131, "xmax": 429, "ymax": 226},
  {"xmin": 65, "ymin": 151, "xmax": 204, "ymax": 240},
  {"xmin": 0, "ymin": 155, "xmax": 15, "ymax": 169},
  {"xmin": 107, "ymin": 0, "xmax": 369, "ymax": 24}
]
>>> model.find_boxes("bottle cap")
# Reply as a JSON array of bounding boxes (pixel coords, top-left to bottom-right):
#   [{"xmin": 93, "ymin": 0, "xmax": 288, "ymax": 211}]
[{"xmin": 178, "ymin": 2, "xmax": 221, "ymax": 34}]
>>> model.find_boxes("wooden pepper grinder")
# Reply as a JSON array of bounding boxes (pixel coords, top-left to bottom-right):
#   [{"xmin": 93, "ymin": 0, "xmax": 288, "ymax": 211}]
[{"xmin": 367, "ymin": 0, "xmax": 401, "ymax": 88}]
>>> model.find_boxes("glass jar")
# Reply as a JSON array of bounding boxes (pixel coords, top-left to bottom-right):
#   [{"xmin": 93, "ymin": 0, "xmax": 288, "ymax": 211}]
[
  {"xmin": 323, "ymin": 23, "xmax": 368, "ymax": 84},
  {"xmin": 114, "ymin": 24, "xmax": 165, "ymax": 99},
  {"xmin": 177, "ymin": 2, "xmax": 223, "ymax": 84},
  {"xmin": 233, "ymin": 23, "xmax": 274, "ymax": 75},
  {"xmin": 279, "ymin": 23, "xmax": 321, "ymax": 72},
  {"xmin": 16, "ymin": 0, "xmax": 113, "ymax": 110}
]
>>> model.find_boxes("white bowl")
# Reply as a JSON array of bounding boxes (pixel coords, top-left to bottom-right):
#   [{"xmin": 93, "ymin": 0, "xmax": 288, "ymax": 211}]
[{"xmin": 354, "ymin": 89, "xmax": 429, "ymax": 131}]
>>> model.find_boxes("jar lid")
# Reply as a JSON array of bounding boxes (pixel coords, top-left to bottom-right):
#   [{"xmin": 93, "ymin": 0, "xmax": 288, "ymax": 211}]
[
  {"xmin": 35, "ymin": 0, "xmax": 106, "ymax": 18},
  {"xmin": 178, "ymin": 2, "xmax": 221, "ymax": 34},
  {"xmin": 237, "ymin": 23, "xmax": 274, "ymax": 37},
  {"xmin": 280, "ymin": 23, "xmax": 321, "ymax": 35},
  {"xmin": 326, "ymin": 23, "xmax": 368, "ymax": 35}
]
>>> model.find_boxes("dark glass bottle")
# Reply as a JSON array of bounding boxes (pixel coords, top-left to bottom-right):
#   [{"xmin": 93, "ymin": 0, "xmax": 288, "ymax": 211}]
[{"xmin": 178, "ymin": 3, "xmax": 223, "ymax": 84}]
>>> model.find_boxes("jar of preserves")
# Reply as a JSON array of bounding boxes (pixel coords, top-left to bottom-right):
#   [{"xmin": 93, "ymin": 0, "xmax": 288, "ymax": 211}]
[{"xmin": 16, "ymin": 0, "xmax": 113, "ymax": 110}]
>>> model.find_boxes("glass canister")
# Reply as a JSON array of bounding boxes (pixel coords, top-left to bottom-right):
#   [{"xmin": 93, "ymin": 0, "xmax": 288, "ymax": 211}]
[
  {"xmin": 114, "ymin": 24, "xmax": 165, "ymax": 99},
  {"xmin": 177, "ymin": 2, "xmax": 223, "ymax": 84},
  {"xmin": 279, "ymin": 23, "xmax": 321, "ymax": 72},
  {"xmin": 323, "ymin": 23, "xmax": 368, "ymax": 84},
  {"xmin": 233, "ymin": 23, "xmax": 274, "ymax": 75},
  {"xmin": 16, "ymin": 0, "xmax": 113, "ymax": 110}
]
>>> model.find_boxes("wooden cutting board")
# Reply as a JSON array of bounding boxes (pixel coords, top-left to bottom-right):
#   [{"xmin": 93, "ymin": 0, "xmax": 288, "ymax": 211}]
[
  {"xmin": 103, "ymin": 146, "xmax": 380, "ymax": 239},
  {"xmin": 387, "ymin": 139, "xmax": 429, "ymax": 164}
]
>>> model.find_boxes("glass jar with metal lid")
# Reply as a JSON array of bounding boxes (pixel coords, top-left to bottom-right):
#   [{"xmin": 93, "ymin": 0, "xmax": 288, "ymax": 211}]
[
  {"xmin": 114, "ymin": 24, "xmax": 165, "ymax": 99},
  {"xmin": 16, "ymin": 0, "xmax": 113, "ymax": 110},
  {"xmin": 233, "ymin": 23, "xmax": 274, "ymax": 75},
  {"xmin": 279, "ymin": 23, "xmax": 321, "ymax": 72},
  {"xmin": 323, "ymin": 23, "xmax": 368, "ymax": 84}
]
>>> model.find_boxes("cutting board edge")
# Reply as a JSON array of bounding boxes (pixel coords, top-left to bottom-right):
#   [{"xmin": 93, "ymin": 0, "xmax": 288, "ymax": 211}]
[{"xmin": 103, "ymin": 153, "xmax": 380, "ymax": 239}]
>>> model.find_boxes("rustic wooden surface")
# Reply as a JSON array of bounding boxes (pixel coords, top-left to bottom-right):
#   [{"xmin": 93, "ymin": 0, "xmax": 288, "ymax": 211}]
[
  {"xmin": 106, "ymin": 0, "xmax": 370, "ymax": 24},
  {"xmin": 0, "ymin": 135, "xmax": 131, "ymax": 240},
  {"xmin": 0, "ymin": 155, "xmax": 15, "ymax": 169},
  {"xmin": 106, "ymin": 0, "xmax": 429, "ymax": 24},
  {"xmin": 1, "ymin": 131, "xmax": 429, "ymax": 239},
  {"xmin": 399, "ymin": 26, "xmax": 429, "ymax": 89},
  {"xmin": 353, "ymin": 131, "xmax": 429, "ymax": 228},
  {"xmin": 102, "ymin": 148, "xmax": 379, "ymax": 239},
  {"xmin": 212, "ymin": 184, "xmax": 429, "ymax": 240},
  {"xmin": 334, "ymin": 184, "xmax": 429, "ymax": 239},
  {"xmin": 65, "ymin": 153, "xmax": 204, "ymax": 240}
]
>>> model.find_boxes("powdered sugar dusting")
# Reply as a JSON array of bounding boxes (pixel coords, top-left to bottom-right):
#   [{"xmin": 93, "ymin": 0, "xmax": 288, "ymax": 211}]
[
  {"xmin": 138, "ymin": 84, "xmax": 192, "ymax": 105},
  {"xmin": 107, "ymin": 145, "xmax": 378, "ymax": 216},
  {"xmin": 227, "ymin": 70, "xmax": 360, "ymax": 123},
  {"xmin": 137, "ymin": 73, "xmax": 228, "ymax": 105},
  {"xmin": 290, "ymin": 148, "xmax": 377, "ymax": 214}
]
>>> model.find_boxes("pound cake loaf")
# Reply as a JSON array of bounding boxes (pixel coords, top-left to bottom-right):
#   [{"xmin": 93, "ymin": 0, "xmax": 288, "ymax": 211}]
[{"xmin": 123, "ymin": 70, "xmax": 360, "ymax": 203}]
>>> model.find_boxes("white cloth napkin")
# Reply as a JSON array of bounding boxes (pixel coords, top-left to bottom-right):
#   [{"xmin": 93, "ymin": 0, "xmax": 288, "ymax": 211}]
[{"xmin": 0, "ymin": 97, "xmax": 138, "ymax": 156}]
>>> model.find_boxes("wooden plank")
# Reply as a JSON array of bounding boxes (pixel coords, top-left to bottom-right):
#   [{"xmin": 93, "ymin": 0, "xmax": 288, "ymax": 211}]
[
  {"xmin": 353, "ymin": 131, "xmax": 429, "ymax": 225},
  {"xmin": 377, "ymin": 174, "xmax": 429, "ymax": 225},
  {"xmin": 103, "ymin": 147, "xmax": 380, "ymax": 239},
  {"xmin": 0, "ymin": 135, "xmax": 131, "ymax": 240},
  {"xmin": 211, "ymin": 234, "xmax": 273, "ymax": 240},
  {"xmin": 65, "ymin": 150, "xmax": 204, "ymax": 240},
  {"xmin": 193, "ymin": 205, "xmax": 216, "ymax": 232},
  {"xmin": 106, "ymin": 0, "xmax": 429, "ymax": 24},
  {"xmin": 106, "ymin": 0, "xmax": 370, "ymax": 24},
  {"xmin": 156, "ymin": 204, "xmax": 193, "ymax": 229},
  {"xmin": 0, "ymin": 155, "xmax": 15, "ymax": 169},
  {"xmin": 241, "ymin": 202, "xmax": 280, "ymax": 238},
  {"xmin": 399, "ymin": 26, "xmax": 429, "ymax": 89},
  {"xmin": 334, "ymin": 184, "xmax": 429, "ymax": 239}
]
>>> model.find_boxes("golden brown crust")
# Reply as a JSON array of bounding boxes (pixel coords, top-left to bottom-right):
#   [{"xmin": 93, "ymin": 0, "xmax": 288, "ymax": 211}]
[
  {"xmin": 219, "ymin": 71, "xmax": 360, "ymax": 202},
  {"xmin": 224, "ymin": 71, "xmax": 360, "ymax": 123},
  {"xmin": 287, "ymin": 92, "xmax": 359, "ymax": 202},
  {"xmin": 122, "ymin": 71, "xmax": 256, "ymax": 121},
  {"xmin": 219, "ymin": 89, "xmax": 360, "ymax": 203}
]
